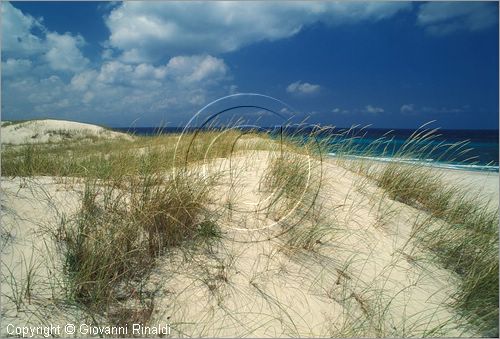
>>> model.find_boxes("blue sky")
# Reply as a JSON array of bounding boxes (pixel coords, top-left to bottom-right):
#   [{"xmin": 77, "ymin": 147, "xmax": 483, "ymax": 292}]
[{"xmin": 2, "ymin": 1, "xmax": 498, "ymax": 129}]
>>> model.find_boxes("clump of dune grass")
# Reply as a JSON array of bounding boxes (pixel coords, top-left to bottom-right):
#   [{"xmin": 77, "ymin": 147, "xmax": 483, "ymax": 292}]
[
  {"xmin": 354, "ymin": 126, "xmax": 500, "ymax": 336},
  {"xmin": 54, "ymin": 164, "xmax": 222, "ymax": 324},
  {"xmin": 1, "ymin": 128, "xmax": 272, "ymax": 179},
  {"xmin": 262, "ymin": 128, "xmax": 332, "ymax": 251},
  {"xmin": 377, "ymin": 162, "xmax": 498, "ymax": 336},
  {"xmin": 1, "ymin": 120, "xmax": 29, "ymax": 127},
  {"xmin": 1, "ymin": 129, "xmax": 252, "ymax": 324},
  {"xmin": 2, "ymin": 129, "xmax": 265, "ymax": 312},
  {"xmin": 2, "ymin": 127, "xmax": 261, "ymax": 331},
  {"xmin": 263, "ymin": 151, "xmax": 311, "ymax": 213}
]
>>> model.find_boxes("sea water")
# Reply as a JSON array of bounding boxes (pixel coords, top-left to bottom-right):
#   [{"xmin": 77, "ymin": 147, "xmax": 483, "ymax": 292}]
[{"xmin": 323, "ymin": 128, "xmax": 498, "ymax": 173}]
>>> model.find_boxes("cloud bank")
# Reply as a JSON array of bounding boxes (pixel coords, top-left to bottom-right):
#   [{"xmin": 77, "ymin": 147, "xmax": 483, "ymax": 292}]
[
  {"xmin": 1, "ymin": 2, "xmax": 231, "ymax": 125},
  {"xmin": 1, "ymin": 1, "xmax": 495, "ymax": 126},
  {"xmin": 105, "ymin": 1, "xmax": 412, "ymax": 63}
]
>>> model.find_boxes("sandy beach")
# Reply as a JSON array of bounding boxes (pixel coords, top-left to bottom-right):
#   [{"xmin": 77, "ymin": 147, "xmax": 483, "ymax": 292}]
[{"xmin": 1, "ymin": 120, "xmax": 497, "ymax": 337}]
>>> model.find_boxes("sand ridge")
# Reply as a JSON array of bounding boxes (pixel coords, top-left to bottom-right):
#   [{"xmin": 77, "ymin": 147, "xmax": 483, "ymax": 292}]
[
  {"xmin": 1, "ymin": 119, "xmax": 133, "ymax": 145},
  {"xmin": 1, "ymin": 124, "xmax": 497, "ymax": 337}
]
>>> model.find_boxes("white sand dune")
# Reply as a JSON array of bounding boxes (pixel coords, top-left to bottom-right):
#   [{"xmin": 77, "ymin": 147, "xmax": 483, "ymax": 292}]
[
  {"xmin": 1, "ymin": 119, "xmax": 132, "ymax": 145},
  {"xmin": 1, "ymin": 120, "xmax": 497, "ymax": 337},
  {"xmin": 2, "ymin": 148, "xmax": 497, "ymax": 337}
]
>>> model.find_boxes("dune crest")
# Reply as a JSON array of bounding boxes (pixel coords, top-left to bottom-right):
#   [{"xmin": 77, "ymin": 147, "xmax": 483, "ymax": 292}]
[{"xmin": 1, "ymin": 119, "xmax": 132, "ymax": 145}]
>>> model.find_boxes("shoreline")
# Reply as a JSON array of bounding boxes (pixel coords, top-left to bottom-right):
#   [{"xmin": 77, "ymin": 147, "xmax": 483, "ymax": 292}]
[{"xmin": 328, "ymin": 153, "xmax": 499, "ymax": 173}]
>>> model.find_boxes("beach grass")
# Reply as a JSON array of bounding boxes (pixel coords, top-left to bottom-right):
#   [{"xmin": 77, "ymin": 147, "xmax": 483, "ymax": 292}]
[
  {"xmin": 343, "ymin": 126, "xmax": 500, "ymax": 337},
  {"xmin": 58, "ymin": 172, "xmax": 219, "ymax": 315},
  {"xmin": 1, "ymin": 123, "xmax": 498, "ymax": 337},
  {"xmin": 261, "ymin": 132, "xmax": 331, "ymax": 251},
  {"xmin": 1, "ymin": 129, "xmax": 271, "ymax": 178},
  {"xmin": 376, "ymin": 162, "xmax": 499, "ymax": 336}
]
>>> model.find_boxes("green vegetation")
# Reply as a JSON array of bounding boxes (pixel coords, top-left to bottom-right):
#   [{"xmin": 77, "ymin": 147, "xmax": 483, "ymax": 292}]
[
  {"xmin": 377, "ymin": 162, "xmax": 498, "ymax": 336},
  {"xmin": 1, "ymin": 120, "xmax": 30, "ymax": 127},
  {"xmin": 357, "ymin": 127, "xmax": 499, "ymax": 337},
  {"xmin": 1, "ymin": 129, "xmax": 271, "ymax": 178},
  {"xmin": 59, "ymin": 171, "xmax": 218, "ymax": 314},
  {"xmin": 262, "ymin": 134, "xmax": 330, "ymax": 251},
  {"xmin": 1, "ymin": 123, "xmax": 497, "ymax": 337}
]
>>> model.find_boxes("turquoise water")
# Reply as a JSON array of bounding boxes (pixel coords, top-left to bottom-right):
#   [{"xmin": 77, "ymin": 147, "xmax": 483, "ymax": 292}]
[{"xmin": 320, "ymin": 129, "xmax": 498, "ymax": 172}]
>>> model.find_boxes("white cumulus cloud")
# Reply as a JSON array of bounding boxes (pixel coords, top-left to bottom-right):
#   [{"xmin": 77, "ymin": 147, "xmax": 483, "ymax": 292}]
[
  {"xmin": 1, "ymin": 2, "xmax": 89, "ymax": 73},
  {"xmin": 1, "ymin": 2, "xmax": 232, "ymax": 125},
  {"xmin": 4, "ymin": 54, "xmax": 230, "ymax": 124},
  {"xmin": 44, "ymin": 33, "xmax": 89, "ymax": 72},
  {"xmin": 1, "ymin": 58, "xmax": 32, "ymax": 76},
  {"xmin": 165, "ymin": 55, "xmax": 228, "ymax": 84},
  {"xmin": 105, "ymin": 1, "xmax": 412, "ymax": 62},
  {"xmin": 287, "ymin": 81, "xmax": 321, "ymax": 95},
  {"xmin": 1, "ymin": 2, "xmax": 45, "ymax": 56},
  {"xmin": 364, "ymin": 105, "xmax": 384, "ymax": 114}
]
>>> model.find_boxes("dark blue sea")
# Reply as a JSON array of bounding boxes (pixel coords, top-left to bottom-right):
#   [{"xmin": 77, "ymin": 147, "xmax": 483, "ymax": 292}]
[{"xmin": 113, "ymin": 127, "xmax": 499, "ymax": 172}]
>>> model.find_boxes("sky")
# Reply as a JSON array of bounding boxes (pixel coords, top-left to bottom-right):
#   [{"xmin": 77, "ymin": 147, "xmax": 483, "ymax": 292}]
[{"xmin": 1, "ymin": 1, "xmax": 499, "ymax": 129}]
